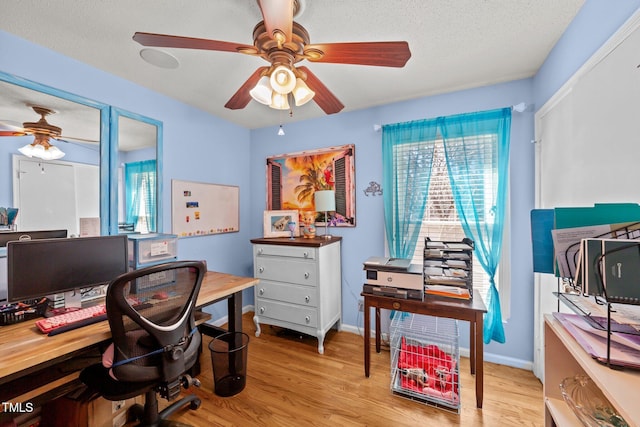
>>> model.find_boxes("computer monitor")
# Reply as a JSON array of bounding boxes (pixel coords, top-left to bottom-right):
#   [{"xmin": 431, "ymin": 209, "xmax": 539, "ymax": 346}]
[
  {"xmin": 0, "ymin": 229, "xmax": 68, "ymax": 247},
  {"xmin": 6, "ymin": 235, "xmax": 128, "ymax": 303}
]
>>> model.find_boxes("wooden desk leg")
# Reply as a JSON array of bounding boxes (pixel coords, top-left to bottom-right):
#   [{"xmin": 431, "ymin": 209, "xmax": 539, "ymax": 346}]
[
  {"xmin": 470, "ymin": 320, "xmax": 476, "ymax": 375},
  {"xmin": 375, "ymin": 308, "xmax": 381, "ymax": 353},
  {"xmin": 364, "ymin": 297, "xmax": 370, "ymax": 377},
  {"xmin": 475, "ymin": 313, "xmax": 484, "ymax": 409}
]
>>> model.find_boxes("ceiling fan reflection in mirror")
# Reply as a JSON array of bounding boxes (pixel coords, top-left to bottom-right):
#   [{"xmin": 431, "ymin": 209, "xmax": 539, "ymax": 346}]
[
  {"xmin": 0, "ymin": 106, "xmax": 98, "ymax": 160},
  {"xmin": 133, "ymin": 0, "xmax": 411, "ymax": 114}
]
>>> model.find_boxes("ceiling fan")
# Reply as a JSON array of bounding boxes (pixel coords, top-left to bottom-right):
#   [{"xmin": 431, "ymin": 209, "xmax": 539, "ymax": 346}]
[
  {"xmin": 132, "ymin": 0, "xmax": 411, "ymax": 114},
  {"xmin": 0, "ymin": 106, "xmax": 97, "ymax": 160}
]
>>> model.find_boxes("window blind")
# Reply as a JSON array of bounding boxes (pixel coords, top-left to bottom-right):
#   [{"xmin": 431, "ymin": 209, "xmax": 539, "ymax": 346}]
[{"xmin": 395, "ymin": 138, "xmax": 497, "ymax": 302}]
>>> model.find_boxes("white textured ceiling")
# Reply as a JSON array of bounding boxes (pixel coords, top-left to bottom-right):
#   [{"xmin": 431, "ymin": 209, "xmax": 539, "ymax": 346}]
[{"xmin": 0, "ymin": 0, "xmax": 585, "ymax": 130}]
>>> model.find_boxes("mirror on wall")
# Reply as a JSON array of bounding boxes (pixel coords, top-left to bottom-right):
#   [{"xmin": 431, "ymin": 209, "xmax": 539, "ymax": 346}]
[
  {"xmin": 109, "ymin": 108, "xmax": 163, "ymax": 235},
  {"xmin": 0, "ymin": 74, "xmax": 106, "ymax": 236},
  {"xmin": 0, "ymin": 72, "xmax": 162, "ymax": 236}
]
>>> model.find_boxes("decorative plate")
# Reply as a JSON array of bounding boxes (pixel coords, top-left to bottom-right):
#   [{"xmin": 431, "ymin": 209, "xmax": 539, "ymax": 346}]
[{"xmin": 559, "ymin": 375, "xmax": 628, "ymax": 427}]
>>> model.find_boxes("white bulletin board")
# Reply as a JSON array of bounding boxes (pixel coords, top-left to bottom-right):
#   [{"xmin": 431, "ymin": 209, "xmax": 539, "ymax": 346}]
[{"xmin": 171, "ymin": 179, "xmax": 239, "ymax": 238}]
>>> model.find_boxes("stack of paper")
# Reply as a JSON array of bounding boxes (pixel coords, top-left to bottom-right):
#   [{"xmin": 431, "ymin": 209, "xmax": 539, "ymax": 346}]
[
  {"xmin": 554, "ymin": 312, "xmax": 640, "ymax": 368},
  {"xmin": 425, "ymin": 285, "xmax": 471, "ymax": 300}
]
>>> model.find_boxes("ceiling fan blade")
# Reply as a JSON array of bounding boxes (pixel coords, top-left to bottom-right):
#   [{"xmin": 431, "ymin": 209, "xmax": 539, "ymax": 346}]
[
  {"xmin": 258, "ymin": 0, "xmax": 293, "ymax": 42},
  {"xmin": 298, "ymin": 67, "xmax": 344, "ymax": 115},
  {"xmin": 56, "ymin": 135, "xmax": 99, "ymax": 144},
  {"xmin": 0, "ymin": 120, "xmax": 30, "ymax": 136},
  {"xmin": 225, "ymin": 67, "xmax": 270, "ymax": 110},
  {"xmin": 133, "ymin": 32, "xmax": 256, "ymax": 54},
  {"xmin": 305, "ymin": 41, "xmax": 411, "ymax": 67},
  {"xmin": 0, "ymin": 130, "xmax": 29, "ymax": 137}
]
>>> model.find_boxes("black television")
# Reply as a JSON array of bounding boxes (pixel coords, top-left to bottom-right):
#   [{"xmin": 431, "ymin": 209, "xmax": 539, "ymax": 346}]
[
  {"xmin": 0, "ymin": 229, "xmax": 68, "ymax": 247},
  {"xmin": 6, "ymin": 235, "xmax": 128, "ymax": 303}
]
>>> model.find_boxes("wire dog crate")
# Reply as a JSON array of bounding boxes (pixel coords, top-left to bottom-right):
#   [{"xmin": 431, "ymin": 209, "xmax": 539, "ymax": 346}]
[{"xmin": 390, "ymin": 312, "xmax": 460, "ymax": 412}]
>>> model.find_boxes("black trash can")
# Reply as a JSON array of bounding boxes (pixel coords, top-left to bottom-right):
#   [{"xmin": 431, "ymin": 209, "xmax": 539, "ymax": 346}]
[{"xmin": 209, "ymin": 331, "xmax": 249, "ymax": 397}]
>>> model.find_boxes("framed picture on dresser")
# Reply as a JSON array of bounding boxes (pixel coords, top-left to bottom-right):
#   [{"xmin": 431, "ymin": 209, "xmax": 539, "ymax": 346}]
[{"xmin": 263, "ymin": 210, "xmax": 299, "ymax": 238}]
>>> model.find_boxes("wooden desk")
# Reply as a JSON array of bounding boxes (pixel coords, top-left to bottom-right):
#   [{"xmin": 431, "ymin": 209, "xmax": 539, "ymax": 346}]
[
  {"xmin": 0, "ymin": 271, "xmax": 257, "ymax": 403},
  {"xmin": 363, "ymin": 291, "xmax": 487, "ymax": 408}
]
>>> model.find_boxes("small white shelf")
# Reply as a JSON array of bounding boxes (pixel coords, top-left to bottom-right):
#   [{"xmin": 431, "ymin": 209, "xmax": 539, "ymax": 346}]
[{"xmin": 544, "ymin": 314, "xmax": 639, "ymax": 427}]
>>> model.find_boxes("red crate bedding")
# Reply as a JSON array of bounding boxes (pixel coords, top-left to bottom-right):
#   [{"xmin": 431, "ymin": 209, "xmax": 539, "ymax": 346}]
[{"xmin": 397, "ymin": 336, "xmax": 459, "ymax": 403}]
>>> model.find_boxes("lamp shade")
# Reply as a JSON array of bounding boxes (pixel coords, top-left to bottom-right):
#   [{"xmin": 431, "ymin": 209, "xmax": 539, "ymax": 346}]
[
  {"xmin": 270, "ymin": 65, "xmax": 296, "ymax": 94},
  {"xmin": 314, "ymin": 190, "xmax": 335, "ymax": 212},
  {"xmin": 292, "ymin": 78, "xmax": 315, "ymax": 106},
  {"xmin": 270, "ymin": 92, "xmax": 290, "ymax": 110},
  {"xmin": 250, "ymin": 76, "xmax": 273, "ymax": 105}
]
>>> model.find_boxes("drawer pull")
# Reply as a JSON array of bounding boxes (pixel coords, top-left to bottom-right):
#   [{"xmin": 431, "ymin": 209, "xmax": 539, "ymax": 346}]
[
  {"xmin": 305, "ymin": 296, "xmax": 310, "ymax": 303},
  {"xmin": 259, "ymin": 307, "xmax": 265, "ymax": 314},
  {"xmin": 303, "ymin": 251, "xmax": 309, "ymax": 258},
  {"xmin": 392, "ymin": 302, "xmax": 401, "ymax": 310},
  {"xmin": 258, "ymin": 266, "xmax": 264, "ymax": 273},
  {"xmin": 258, "ymin": 248, "xmax": 263, "ymax": 254},
  {"xmin": 305, "ymin": 316, "xmax": 310, "ymax": 323},
  {"xmin": 259, "ymin": 288, "xmax": 264, "ymax": 296},
  {"xmin": 304, "ymin": 272, "xmax": 310, "ymax": 279}
]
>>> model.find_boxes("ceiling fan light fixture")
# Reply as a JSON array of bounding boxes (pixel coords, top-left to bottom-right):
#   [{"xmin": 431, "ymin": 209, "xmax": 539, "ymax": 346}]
[
  {"xmin": 292, "ymin": 78, "xmax": 315, "ymax": 106},
  {"xmin": 250, "ymin": 76, "xmax": 273, "ymax": 105},
  {"xmin": 270, "ymin": 92, "xmax": 290, "ymax": 110},
  {"xmin": 269, "ymin": 65, "xmax": 296, "ymax": 94},
  {"xmin": 19, "ymin": 142, "xmax": 65, "ymax": 160},
  {"xmin": 19, "ymin": 134, "xmax": 65, "ymax": 160}
]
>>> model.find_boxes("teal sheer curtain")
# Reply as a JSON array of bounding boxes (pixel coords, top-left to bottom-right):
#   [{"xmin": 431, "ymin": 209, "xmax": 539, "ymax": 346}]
[
  {"xmin": 382, "ymin": 119, "xmax": 438, "ymax": 258},
  {"xmin": 439, "ymin": 108, "xmax": 511, "ymax": 344},
  {"xmin": 125, "ymin": 160, "xmax": 157, "ymax": 232}
]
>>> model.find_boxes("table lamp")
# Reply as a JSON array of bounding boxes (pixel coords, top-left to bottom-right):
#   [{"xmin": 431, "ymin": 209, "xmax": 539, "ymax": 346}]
[{"xmin": 314, "ymin": 190, "xmax": 335, "ymax": 239}]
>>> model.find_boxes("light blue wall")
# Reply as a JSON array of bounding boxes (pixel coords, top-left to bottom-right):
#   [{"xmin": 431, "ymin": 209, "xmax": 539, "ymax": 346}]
[
  {"xmin": 0, "ymin": 30, "xmax": 254, "ymax": 320},
  {"xmin": 2, "ymin": 0, "xmax": 639, "ymax": 367},
  {"xmin": 250, "ymin": 79, "xmax": 536, "ymax": 365},
  {"xmin": 249, "ymin": 2, "xmax": 640, "ymax": 366}
]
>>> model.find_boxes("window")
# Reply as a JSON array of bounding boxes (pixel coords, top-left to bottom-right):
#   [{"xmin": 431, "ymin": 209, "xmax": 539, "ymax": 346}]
[
  {"xmin": 133, "ymin": 173, "xmax": 151, "ymax": 234},
  {"xmin": 394, "ymin": 137, "xmax": 510, "ymax": 316},
  {"xmin": 125, "ymin": 160, "xmax": 157, "ymax": 233},
  {"xmin": 383, "ymin": 108, "xmax": 512, "ymax": 342}
]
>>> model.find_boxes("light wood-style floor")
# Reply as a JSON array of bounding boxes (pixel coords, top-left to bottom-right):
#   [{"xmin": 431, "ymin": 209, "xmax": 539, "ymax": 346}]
[{"xmin": 164, "ymin": 312, "xmax": 544, "ymax": 426}]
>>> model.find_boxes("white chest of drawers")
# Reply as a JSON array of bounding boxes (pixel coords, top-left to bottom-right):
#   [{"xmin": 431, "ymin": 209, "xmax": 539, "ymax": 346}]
[{"xmin": 251, "ymin": 237, "xmax": 342, "ymax": 354}]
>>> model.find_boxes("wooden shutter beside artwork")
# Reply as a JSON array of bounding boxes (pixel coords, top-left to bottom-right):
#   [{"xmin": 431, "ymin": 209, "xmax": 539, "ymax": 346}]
[
  {"xmin": 267, "ymin": 161, "xmax": 282, "ymax": 210},
  {"xmin": 332, "ymin": 149, "xmax": 355, "ymax": 221}
]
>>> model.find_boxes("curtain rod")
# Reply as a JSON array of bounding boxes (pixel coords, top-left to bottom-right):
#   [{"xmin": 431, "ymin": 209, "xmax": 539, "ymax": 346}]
[{"xmin": 373, "ymin": 103, "xmax": 529, "ymax": 132}]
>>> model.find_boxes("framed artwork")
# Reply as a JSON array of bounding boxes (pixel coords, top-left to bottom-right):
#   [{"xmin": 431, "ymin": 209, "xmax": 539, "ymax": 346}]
[
  {"xmin": 266, "ymin": 144, "xmax": 355, "ymax": 227},
  {"xmin": 263, "ymin": 210, "xmax": 300, "ymax": 238}
]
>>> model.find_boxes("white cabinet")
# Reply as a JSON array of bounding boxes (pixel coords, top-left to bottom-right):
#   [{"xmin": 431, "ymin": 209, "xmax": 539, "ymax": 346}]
[
  {"xmin": 544, "ymin": 314, "xmax": 639, "ymax": 427},
  {"xmin": 251, "ymin": 237, "xmax": 342, "ymax": 354}
]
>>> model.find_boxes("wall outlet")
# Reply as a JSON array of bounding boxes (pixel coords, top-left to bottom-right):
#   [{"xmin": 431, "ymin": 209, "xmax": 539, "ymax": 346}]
[{"xmin": 358, "ymin": 299, "xmax": 364, "ymax": 312}]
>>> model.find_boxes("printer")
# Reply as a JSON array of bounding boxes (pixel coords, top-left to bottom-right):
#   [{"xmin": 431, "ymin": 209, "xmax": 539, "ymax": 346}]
[{"xmin": 362, "ymin": 256, "xmax": 423, "ymax": 300}]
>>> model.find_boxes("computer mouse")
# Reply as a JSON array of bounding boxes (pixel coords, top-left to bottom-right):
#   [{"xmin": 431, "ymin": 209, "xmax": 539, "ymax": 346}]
[{"xmin": 152, "ymin": 292, "xmax": 169, "ymax": 300}]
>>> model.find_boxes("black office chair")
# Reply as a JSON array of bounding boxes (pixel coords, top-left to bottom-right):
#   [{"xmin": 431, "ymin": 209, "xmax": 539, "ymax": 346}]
[{"xmin": 80, "ymin": 260, "xmax": 206, "ymax": 426}]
